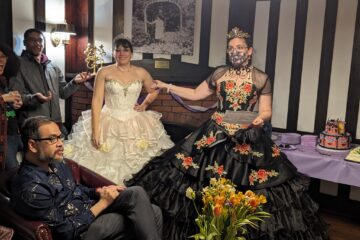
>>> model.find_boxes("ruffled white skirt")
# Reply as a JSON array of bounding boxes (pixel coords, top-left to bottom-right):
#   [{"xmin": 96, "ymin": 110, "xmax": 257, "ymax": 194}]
[{"xmin": 64, "ymin": 106, "xmax": 174, "ymax": 185}]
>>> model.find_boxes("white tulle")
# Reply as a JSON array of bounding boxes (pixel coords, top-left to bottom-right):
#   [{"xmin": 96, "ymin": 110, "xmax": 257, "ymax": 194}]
[{"xmin": 64, "ymin": 80, "xmax": 174, "ymax": 185}]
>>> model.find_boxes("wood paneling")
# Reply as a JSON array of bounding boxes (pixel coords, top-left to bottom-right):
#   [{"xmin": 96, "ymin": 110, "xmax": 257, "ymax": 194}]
[
  {"xmin": 65, "ymin": 0, "xmax": 94, "ymax": 129},
  {"xmin": 0, "ymin": 0, "xmax": 13, "ymax": 46},
  {"xmin": 65, "ymin": 0, "xmax": 93, "ymax": 73},
  {"xmin": 34, "ymin": 0, "xmax": 45, "ymax": 31},
  {"xmin": 113, "ymin": 0, "xmax": 124, "ymax": 39}
]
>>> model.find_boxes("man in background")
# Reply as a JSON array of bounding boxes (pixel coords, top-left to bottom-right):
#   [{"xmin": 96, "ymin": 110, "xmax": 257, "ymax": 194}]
[{"xmin": 10, "ymin": 28, "xmax": 91, "ymax": 136}]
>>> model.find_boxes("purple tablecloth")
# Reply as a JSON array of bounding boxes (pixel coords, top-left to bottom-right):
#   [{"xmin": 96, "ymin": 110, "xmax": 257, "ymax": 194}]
[{"xmin": 282, "ymin": 145, "xmax": 360, "ymax": 187}]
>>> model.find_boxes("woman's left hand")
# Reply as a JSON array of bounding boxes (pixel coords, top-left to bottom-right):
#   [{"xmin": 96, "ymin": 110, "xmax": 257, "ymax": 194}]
[
  {"xmin": 252, "ymin": 116, "xmax": 264, "ymax": 128},
  {"xmin": 134, "ymin": 103, "xmax": 147, "ymax": 112}
]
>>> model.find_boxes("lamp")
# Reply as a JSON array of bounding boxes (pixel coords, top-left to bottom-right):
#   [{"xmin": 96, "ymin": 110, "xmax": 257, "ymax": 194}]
[{"xmin": 50, "ymin": 20, "xmax": 76, "ymax": 47}]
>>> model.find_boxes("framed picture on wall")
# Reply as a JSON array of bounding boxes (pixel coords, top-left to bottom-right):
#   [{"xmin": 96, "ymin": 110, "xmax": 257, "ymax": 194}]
[{"xmin": 132, "ymin": 0, "xmax": 195, "ymax": 55}]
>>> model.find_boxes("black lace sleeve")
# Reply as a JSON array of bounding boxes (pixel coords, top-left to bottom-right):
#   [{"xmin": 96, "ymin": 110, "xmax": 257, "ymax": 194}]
[
  {"xmin": 252, "ymin": 67, "xmax": 272, "ymax": 95},
  {"xmin": 205, "ymin": 66, "xmax": 229, "ymax": 91}
]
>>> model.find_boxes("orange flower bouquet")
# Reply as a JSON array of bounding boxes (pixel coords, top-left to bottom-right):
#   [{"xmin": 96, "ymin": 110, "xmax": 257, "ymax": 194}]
[{"xmin": 186, "ymin": 164, "xmax": 270, "ymax": 240}]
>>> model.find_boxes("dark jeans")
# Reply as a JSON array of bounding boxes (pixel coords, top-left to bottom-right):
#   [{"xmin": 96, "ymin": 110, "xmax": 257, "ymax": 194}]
[
  {"xmin": 4, "ymin": 135, "xmax": 21, "ymax": 170},
  {"xmin": 82, "ymin": 186, "xmax": 162, "ymax": 240}
]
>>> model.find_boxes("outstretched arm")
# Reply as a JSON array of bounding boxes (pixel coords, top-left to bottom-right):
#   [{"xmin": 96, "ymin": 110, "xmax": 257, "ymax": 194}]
[
  {"xmin": 154, "ymin": 79, "xmax": 213, "ymax": 101},
  {"xmin": 133, "ymin": 68, "xmax": 159, "ymax": 111}
]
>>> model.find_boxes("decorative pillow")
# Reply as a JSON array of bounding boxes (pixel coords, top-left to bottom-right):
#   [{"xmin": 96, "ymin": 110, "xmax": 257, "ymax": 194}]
[{"xmin": 0, "ymin": 225, "xmax": 14, "ymax": 240}]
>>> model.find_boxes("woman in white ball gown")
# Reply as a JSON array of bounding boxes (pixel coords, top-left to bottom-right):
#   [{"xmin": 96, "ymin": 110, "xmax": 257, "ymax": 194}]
[{"xmin": 64, "ymin": 37, "xmax": 174, "ymax": 184}]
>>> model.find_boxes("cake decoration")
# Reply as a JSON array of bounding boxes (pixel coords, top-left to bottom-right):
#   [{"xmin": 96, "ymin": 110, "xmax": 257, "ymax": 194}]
[{"xmin": 319, "ymin": 119, "xmax": 352, "ymax": 150}]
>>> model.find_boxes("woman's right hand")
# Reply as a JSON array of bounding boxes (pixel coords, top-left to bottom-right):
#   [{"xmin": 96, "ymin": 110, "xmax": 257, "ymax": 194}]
[
  {"xmin": 2, "ymin": 91, "xmax": 21, "ymax": 103},
  {"xmin": 152, "ymin": 80, "xmax": 168, "ymax": 90},
  {"xmin": 91, "ymin": 131, "xmax": 101, "ymax": 149}
]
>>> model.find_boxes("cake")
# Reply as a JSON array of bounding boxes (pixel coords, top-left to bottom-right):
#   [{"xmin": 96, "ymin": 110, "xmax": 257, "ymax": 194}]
[{"xmin": 319, "ymin": 119, "xmax": 352, "ymax": 150}]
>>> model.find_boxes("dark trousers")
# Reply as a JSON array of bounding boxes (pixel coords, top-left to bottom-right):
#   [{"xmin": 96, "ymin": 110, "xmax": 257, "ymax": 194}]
[
  {"xmin": 82, "ymin": 186, "xmax": 162, "ymax": 240},
  {"xmin": 4, "ymin": 135, "xmax": 21, "ymax": 170}
]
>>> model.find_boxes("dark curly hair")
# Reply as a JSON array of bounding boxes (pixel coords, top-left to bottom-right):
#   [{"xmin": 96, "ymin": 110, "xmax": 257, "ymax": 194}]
[{"xmin": 0, "ymin": 42, "xmax": 20, "ymax": 79}]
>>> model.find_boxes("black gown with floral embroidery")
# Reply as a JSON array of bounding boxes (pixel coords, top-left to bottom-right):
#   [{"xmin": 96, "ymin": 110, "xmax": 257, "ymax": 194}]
[{"xmin": 125, "ymin": 66, "xmax": 328, "ymax": 240}]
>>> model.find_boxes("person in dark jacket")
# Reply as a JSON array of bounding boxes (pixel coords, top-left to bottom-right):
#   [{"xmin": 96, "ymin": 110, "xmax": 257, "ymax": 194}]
[
  {"xmin": 10, "ymin": 28, "xmax": 91, "ymax": 136},
  {"xmin": 0, "ymin": 42, "xmax": 22, "ymax": 170}
]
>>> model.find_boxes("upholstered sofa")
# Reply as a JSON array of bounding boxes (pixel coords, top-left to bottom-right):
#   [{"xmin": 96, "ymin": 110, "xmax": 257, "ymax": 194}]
[{"xmin": 0, "ymin": 159, "xmax": 114, "ymax": 240}]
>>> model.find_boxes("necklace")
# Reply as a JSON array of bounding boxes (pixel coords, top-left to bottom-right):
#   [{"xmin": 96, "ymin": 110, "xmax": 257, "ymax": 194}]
[{"xmin": 226, "ymin": 66, "xmax": 252, "ymax": 79}]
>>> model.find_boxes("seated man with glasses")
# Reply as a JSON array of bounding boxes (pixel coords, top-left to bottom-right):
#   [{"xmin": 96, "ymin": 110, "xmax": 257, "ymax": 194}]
[{"xmin": 10, "ymin": 116, "xmax": 162, "ymax": 240}]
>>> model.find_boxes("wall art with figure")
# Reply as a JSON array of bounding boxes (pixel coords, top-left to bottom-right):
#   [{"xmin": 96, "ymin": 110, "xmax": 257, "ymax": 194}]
[{"xmin": 132, "ymin": 0, "xmax": 195, "ymax": 55}]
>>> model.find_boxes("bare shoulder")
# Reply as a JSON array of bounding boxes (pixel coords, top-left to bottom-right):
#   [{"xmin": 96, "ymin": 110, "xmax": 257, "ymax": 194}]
[
  {"xmin": 96, "ymin": 64, "xmax": 116, "ymax": 77},
  {"xmin": 132, "ymin": 65, "xmax": 151, "ymax": 79},
  {"xmin": 99, "ymin": 64, "xmax": 116, "ymax": 73},
  {"xmin": 132, "ymin": 65, "xmax": 148, "ymax": 74}
]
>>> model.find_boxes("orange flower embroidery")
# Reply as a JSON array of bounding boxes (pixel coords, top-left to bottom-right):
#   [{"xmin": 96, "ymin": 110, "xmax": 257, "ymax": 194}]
[
  {"xmin": 175, "ymin": 153, "xmax": 199, "ymax": 170},
  {"xmin": 243, "ymin": 83, "xmax": 252, "ymax": 93},
  {"xmin": 226, "ymin": 81, "xmax": 235, "ymax": 90},
  {"xmin": 205, "ymin": 162, "xmax": 227, "ymax": 177},
  {"xmin": 249, "ymin": 169, "xmax": 279, "ymax": 186},
  {"xmin": 272, "ymin": 145, "xmax": 281, "ymax": 157},
  {"xmin": 194, "ymin": 131, "xmax": 219, "ymax": 149},
  {"xmin": 217, "ymin": 165, "xmax": 225, "ymax": 176},
  {"xmin": 207, "ymin": 137, "xmax": 216, "ymax": 145},
  {"xmin": 216, "ymin": 114, "xmax": 223, "ymax": 124},
  {"xmin": 233, "ymin": 143, "xmax": 251, "ymax": 155}
]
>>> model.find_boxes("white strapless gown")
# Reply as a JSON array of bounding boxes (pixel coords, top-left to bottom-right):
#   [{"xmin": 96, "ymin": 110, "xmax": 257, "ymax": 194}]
[{"xmin": 64, "ymin": 80, "xmax": 174, "ymax": 184}]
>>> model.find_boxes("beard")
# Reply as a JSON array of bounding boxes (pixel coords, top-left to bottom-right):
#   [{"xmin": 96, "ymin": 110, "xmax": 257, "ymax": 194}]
[
  {"xmin": 38, "ymin": 148, "xmax": 63, "ymax": 164},
  {"xmin": 228, "ymin": 51, "xmax": 249, "ymax": 68}
]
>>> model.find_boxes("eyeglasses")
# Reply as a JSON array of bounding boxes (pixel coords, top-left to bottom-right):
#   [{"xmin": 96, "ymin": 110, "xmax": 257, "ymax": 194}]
[
  {"xmin": 32, "ymin": 134, "xmax": 65, "ymax": 144},
  {"xmin": 26, "ymin": 37, "xmax": 44, "ymax": 44}
]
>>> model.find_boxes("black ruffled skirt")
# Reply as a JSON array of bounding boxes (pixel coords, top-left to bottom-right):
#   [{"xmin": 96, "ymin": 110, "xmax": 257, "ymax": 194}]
[{"xmin": 125, "ymin": 120, "xmax": 329, "ymax": 240}]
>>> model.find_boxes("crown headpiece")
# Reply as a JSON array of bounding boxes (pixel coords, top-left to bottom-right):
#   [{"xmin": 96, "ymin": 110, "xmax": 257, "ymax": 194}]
[
  {"xmin": 114, "ymin": 33, "xmax": 132, "ymax": 43},
  {"xmin": 226, "ymin": 27, "xmax": 251, "ymax": 40}
]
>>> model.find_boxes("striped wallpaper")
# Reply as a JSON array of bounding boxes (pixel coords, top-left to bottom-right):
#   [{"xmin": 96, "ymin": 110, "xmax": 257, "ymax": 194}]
[{"xmin": 94, "ymin": 0, "xmax": 360, "ymax": 141}]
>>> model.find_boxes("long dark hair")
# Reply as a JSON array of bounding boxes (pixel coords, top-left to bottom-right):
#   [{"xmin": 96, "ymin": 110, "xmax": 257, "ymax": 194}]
[{"xmin": 0, "ymin": 42, "xmax": 20, "ymax": 79}]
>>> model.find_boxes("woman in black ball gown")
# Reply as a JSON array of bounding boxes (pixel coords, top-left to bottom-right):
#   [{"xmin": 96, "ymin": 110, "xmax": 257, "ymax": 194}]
[{"xmin": 126, "ymin": 27, "xmax": 329, "ymax": 240}]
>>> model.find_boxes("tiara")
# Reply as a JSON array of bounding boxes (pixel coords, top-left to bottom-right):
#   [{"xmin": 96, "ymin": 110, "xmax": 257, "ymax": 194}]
[
  {"xmin": 114, "ymin": 33, "xmax": 132, "ymax": 42},
  {"xmin": 226, "ymin": 27, "xmax": 251, "ymax": 40}
]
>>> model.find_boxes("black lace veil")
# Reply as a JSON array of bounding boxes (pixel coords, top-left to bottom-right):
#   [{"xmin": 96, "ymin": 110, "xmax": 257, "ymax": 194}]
[{"xmin": 205, "ymin": 66, "xmax": 272, "ymax": 96}]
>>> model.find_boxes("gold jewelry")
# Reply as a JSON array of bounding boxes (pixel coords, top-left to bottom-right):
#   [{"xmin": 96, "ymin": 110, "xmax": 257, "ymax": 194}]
[{"xmin": 226, "ymin": 27, "xmax": 251, "ymax": 40}]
